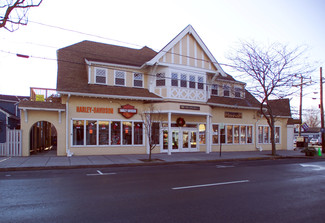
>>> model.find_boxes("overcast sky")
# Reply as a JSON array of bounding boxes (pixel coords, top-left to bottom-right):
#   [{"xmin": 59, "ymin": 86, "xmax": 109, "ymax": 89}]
[{"xmin": 0, "ymin": 0, "xmax": 324, "ymax": 117}]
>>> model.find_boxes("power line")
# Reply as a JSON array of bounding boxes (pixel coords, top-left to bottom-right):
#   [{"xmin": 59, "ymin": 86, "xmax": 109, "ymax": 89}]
[{"xmin": 0, "ymin": 49, "xmax": 242, "ymax": 92}]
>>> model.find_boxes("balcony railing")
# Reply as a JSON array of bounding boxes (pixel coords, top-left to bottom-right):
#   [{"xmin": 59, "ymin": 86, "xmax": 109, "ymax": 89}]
[{"xmin": 30, "ymin": 87, "xmax": 60, "ymax": 102}]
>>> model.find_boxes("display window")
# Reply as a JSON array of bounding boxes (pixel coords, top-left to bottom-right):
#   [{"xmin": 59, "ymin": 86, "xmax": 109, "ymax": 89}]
[
  {"xmin": 212, "ymin": 124, "xmax": 254, "ymax": 145},
  {"xmin": 72, "ymin": 119, "xmax": 144, "ymax": 147}
]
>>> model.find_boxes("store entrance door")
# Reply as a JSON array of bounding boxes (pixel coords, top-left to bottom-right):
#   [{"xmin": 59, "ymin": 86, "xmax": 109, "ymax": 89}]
[{"xmin": 162, "ymin": 128, "xmax": 198, "ymax": 152}]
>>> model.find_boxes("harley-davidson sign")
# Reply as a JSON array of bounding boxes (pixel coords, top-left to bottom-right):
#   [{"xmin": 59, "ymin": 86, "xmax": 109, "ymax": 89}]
[{"xmin": 118, "ymin": 104, "xmax": 137, "ymax": 119}]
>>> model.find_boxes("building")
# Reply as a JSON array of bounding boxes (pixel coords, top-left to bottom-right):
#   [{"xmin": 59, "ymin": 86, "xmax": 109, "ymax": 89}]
[
  {"xmin": 0, "ymin": 94, "xmax": 29, "ymax": 143},
  {"xmin": 19, "ymin": 25, "xmax": 293, "ymax": 156}
]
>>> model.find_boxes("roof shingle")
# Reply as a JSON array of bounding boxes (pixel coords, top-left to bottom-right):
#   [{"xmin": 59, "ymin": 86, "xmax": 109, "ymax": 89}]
[{"xmin": 57, "ymin": 41, "xmax": 159, "ymax": 99}]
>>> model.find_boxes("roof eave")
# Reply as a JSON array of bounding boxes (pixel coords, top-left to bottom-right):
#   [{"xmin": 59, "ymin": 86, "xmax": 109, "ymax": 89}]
[
  {"xmin": 58, "ymin": 91, "xmax": 163, "ymax": 101},
  {"xmin": 207, "ymin": 102, "xmax": 260, "ymax": 110}
]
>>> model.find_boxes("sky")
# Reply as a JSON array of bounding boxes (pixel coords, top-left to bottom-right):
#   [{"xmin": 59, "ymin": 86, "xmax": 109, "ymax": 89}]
[{"xmin": 0, "ymin": 0, "xmax": 324, "ymax": 118}]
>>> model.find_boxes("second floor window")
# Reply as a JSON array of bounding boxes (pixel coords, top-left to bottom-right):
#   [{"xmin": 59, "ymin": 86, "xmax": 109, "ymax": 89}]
[
  {"xmin": 115, "ymin": 70, "xmax": 125, "ymax": 86},
  {"xmin": 223, "ymin": 85, "xmax": 230, "ymax": 97},
  {"xmin": 95, "ymin": 68, "xmax": 107, "ymax": 84},
  {"xmin": 198, "ymin": 76, "xmax": 204, "ymax": 89},
  {"xmin": 212, "ymin": 84, "xmax": 218, "ymax": 95},
  {"xmin": 180, "ymin": 74, "xmax": 187, "ymax": 88},
  {"xmin": 235, "ymin": 87, "xmax": 241, "ymax": 98},
  {"xmin": 156, "ymin": 73, "xmax": 165, "ymax": 86},
  {"xmin": 171, "ymin": 73, "xmax": 178, "ymax": 87},
  {"xmin": 133, "ymin": 73, "xmax": 143, "ymax": 87},
  {"xmin": 189, "ymin": 75, "xmax": 196, "ymax": 88}
]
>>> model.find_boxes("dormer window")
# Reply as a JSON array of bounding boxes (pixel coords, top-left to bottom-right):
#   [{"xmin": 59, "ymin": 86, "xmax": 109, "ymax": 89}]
[
  {"xmin": 95, "ymin": 67, "xmax": 107, "ymax": 84},
  {"xmin": 180, "ymin": 74, "xmax": 187, "ymax": 88},
  {"xmin": 212, "ymin": 84, "xmax": 218, "ymax": 96},
  {"xmin": 171, "ymin": 73, "xmax": 178, "ymax": 87},
  {"xmin": 235, "ymin": 87, "xmax": 241, "ymax": 98},
  {"xmin": 115, "ymin": 70, "xmax": 125, "ymax": 86},
  {"xmin": 189, "ymin": 75, "xmax": 196, "ymax": 88},
  {"xmin": 156, "ymin": 73, "xmax": 166, "ymax": 86},
  {"xmin": 133, "ymin": 73, "xmax": 143, "ymax": 88},
  {"xmin": 223, "ymin": 85, "xmax": 230, "ymax": 97}
]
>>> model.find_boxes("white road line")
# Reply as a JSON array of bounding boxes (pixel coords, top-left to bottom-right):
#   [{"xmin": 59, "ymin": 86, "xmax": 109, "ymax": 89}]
[
  {"xmin": 172, "ymin": 180, "xmax": 249, "ymax": 190},
  {"xmin": 86, "ymin": 170, "xmax": 117, "ymax": 176},
  {"xmin": 216, "ymin": 165, "xmax": 235, "ymax": 168},
  {"xmin": 300, "ymin": 164, "xmax": 325, "ymax": 170},
  {"xmin": 0, "ymin": 157, "xmax": 10, "ymax": 163}
]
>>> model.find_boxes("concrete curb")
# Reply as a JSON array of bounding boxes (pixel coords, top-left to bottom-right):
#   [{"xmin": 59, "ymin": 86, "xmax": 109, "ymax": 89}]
[{"xmin": 0, "ymin": 155, "xmax": 318, "ymax": 172}]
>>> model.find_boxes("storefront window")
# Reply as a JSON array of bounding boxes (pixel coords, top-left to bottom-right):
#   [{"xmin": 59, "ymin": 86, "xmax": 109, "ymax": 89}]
[
  {"xmin": 134, "ymin": 122, "xmax": 143, "ymax": 145},
  {"xmin": 275, "ymin": 127, "xmax": 280, "ymax": 143},
  {"xmin": 227, "ymin": 125, "xmax": 233, "ymax": 144},
  {"xmin": 73, "ymin": 120, "xmax": 84, "ymax": 145},
  {"xmin": 111, "ymin": 121, "xmax": 121, "ymax": 145},
  {"xmin": 234, "ymin": 125, "xmax": 239, "ymax": 144},
  {"xmin": 212, "ymin": 124, "xmax": 219, "ymax": 144},
  {"xmin": 247, "ymin": 126, "xmax": 252, "ymax": 143},
  {"xmin": 163, "ymin": 130, "xmax": 168, "ymax": 150},
  {"xmin": 264, "ymin": 126, "xmax": 269, "ymax": 143},
  {"xmin": 122, "ymin": 122, "xmax": 132, "ymax": 145},
  {"xmin": 258, "ymin": 126, "xmax": 263, "ymax": 143},
  {"xmin": 240, "ymin": 126, "xmax": 246, "ymax": 144},
  {"xmin": 199, "ymin": 124, "xmax": 206, "ymax": 144},
  {"xmin": 86, "ymin": 120, "xmax": 97, "ymax": 145},
  {"xmin": 98, "ymin": 121, "xmax": 109, "ymax": 145}
]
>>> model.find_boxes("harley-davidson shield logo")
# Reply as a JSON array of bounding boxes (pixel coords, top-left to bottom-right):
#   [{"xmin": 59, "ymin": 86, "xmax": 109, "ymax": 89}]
[{"xmin": 118, "ymin": 104, "xmax": 137, "ymax": 119}]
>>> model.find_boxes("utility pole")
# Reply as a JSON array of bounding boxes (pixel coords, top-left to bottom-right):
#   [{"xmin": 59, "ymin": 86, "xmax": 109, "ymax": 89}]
[
  {"xmin": 320, "ymin": 67, "xmax": 325, "ymax": 153},
  {"xmin": 299, "ymin": 75, "xmax": 303, "ymax": 136}
]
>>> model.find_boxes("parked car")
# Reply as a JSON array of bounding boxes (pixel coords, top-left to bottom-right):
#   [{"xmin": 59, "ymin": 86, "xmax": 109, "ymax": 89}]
[{"xmin": 310, "ymin": 138, "xmax": 320, "ymax": 145}]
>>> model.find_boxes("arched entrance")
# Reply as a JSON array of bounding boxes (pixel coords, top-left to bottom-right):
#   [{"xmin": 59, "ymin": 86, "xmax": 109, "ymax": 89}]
[{"xmin": 29, "ymin": 121, "xmax": 57, "ymax": 155}]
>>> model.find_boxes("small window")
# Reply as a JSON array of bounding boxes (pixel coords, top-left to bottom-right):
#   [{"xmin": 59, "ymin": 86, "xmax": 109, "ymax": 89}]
[
  {"xmin": 180, "ymin": 74, "xmax": 187, "ymax": 88},
  {"xmin": 189, "ymin": 75, "xmax": 196, "ymax": 88},
  {"xmin": 95, "ymin": 68, "xmax": 107, "ymax": 84},
  {"xmin": 235, "ymin": 87, "xmax": 241, "ymax": 98},
  {"xmin": 198, "ymin": 76, "xmax": 204, "ymax": 89},
  {"xmin": 212, "ymin": 84, "xmax": 218, "ymax": 96},
  {"xmin": 133, "ymin": 73, "xmax": 143, "ymax": 87},
  {"xmin": 171, "ymin": 73, "xmax": 178, "ymax": 87},
  {"xmin": 223, "ymin": 85, "xmax": 230, "ymax": 97},
  {"xmin": 156, "ymin": 73, "xmax": 165, "ymax": 86},
  {"xmin": 115, "ymin": 70, "xmax": 125, "ymax": 86}
]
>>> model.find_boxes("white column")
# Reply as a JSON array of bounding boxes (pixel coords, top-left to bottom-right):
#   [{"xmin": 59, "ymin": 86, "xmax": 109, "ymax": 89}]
[
  {"xmin": 206, "ymin": 115, "xmax": 210, "ymax": 154},
  {"xmin": 168, "ymin": 112, "xmax": 172, "ymax": 155}
]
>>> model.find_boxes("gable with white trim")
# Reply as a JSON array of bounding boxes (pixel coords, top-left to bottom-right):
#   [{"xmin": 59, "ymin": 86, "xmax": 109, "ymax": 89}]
[{"xmin": 146, "ymin": 25, "xmax": 226, "ymax": 76}]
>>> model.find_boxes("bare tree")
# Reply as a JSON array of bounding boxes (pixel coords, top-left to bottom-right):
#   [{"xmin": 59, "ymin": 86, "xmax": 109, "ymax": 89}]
[
  {"xmin": 140, "ymin": 104, "xmax": 163, "ymax": 161},
  {"xmin": 304, "ymin": 107, "xmax": 321, "ymax": 128},
  {"xmin": 228, "ymin": 40, "xmax": 313, "ymax": 156},
  {"xmin": 0, "ymin": 0, "xmax": 42, "ymax": 32}
]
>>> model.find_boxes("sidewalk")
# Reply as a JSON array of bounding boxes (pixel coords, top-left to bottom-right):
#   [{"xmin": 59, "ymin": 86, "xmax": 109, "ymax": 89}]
[{"xmin": 0, "ymin": 150, "xmax": 322, "ymax": 171}]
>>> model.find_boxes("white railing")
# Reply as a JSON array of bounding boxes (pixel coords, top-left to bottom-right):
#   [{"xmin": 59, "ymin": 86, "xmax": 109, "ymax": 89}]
[{"xmin": 0, "ymin": 129, "xmax": 22, "ymax": 156}]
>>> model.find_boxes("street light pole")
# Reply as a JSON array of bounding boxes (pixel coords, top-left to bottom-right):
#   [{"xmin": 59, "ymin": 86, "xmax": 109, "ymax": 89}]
[{"xmin": 320, "ymin": 67, "xmax": 325, "ymax": 153}]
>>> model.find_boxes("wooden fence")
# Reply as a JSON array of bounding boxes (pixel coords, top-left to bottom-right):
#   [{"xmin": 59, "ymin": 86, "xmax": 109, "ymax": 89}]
[{"xmin": 0, "ymin": 129, "xmax": 22, "ymax": 156}]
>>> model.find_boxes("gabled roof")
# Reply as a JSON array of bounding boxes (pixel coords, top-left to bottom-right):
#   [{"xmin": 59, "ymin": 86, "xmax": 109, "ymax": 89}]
[
  {"xmin": 146, "ymin": 25, "xmax": 226, "ymax": 76},
  {"xmin": 0, "ymin": 94, "xmax": 29, "ymax": 102},
  {"xmin": 56, "ymin": 41, "xmax": 161, "ymax": 100},
  {"xmin": 268, "ymin": 98, "xmax": 291, "ymax": 117}
]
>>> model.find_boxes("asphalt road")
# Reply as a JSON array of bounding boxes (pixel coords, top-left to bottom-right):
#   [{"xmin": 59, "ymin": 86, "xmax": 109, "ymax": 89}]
[{"xmin": 1, "ymin": 159, "xmax": 325, "ymax": 223}]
